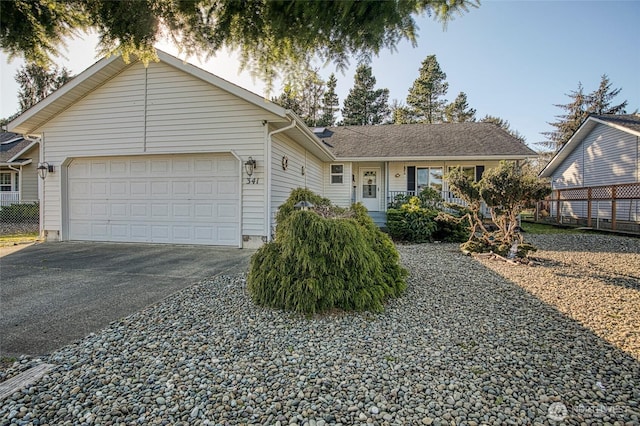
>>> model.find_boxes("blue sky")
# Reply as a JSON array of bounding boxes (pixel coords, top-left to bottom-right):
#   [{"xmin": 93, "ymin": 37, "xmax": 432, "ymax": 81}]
[{"xmin": 1, "ymin": 1, "xmax": 638, "ymax": 149}]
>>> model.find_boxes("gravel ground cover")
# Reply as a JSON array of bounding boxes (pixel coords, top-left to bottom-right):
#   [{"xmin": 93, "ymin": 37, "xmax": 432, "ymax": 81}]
[{"xmin": 1, "ymin": 234, "xmax": 639, "ymax": 425}]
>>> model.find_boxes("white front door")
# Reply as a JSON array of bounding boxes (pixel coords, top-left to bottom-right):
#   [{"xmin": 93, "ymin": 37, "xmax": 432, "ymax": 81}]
[{"xmin": 361, "ymin": 168, "xmax": 380, "ymax": 211}]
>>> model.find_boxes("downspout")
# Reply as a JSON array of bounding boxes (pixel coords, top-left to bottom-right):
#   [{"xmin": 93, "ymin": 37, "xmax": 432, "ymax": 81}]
[{"xmin": 266, "ymin": 118, "xmax": 297, "ymax": 241}]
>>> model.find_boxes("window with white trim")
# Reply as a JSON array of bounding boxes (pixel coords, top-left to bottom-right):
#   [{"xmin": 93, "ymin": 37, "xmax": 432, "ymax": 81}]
[
  {"xmin": 330, "ymin": 164, "xmax": 344, "ymax": 184},
  {"xmin": 0, "ymin": 172, "xmax": 18, "ymax": 192},
  {"xmin": 416, "ymin": 167, "xmax": 443, "ymax": 193}
]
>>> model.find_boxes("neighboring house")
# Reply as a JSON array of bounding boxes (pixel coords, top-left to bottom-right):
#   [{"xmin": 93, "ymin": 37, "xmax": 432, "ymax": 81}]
[
  {"xmin": 0, "ymin": 132, "xmax": 40, "ymax": 207},
  {"xmin": 8, "ymin": 50, "xmax": 536, "ymax": 247},
  {"xmin": 539, "ymin": 114, "xmax": 640, "ymax": 231}
]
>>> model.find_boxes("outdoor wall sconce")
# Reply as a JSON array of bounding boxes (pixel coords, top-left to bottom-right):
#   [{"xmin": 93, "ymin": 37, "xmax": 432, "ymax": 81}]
[
  {"xmin": 37, "ymin": 162, "xmax": 54, "ymax": 180},
  {"xmin": 294, "ymin": 200, "xmax": 314, "ymax": 211},
  {"xmin": 244, "ymin": 157, "xmax": 256, "ymax": 176}
]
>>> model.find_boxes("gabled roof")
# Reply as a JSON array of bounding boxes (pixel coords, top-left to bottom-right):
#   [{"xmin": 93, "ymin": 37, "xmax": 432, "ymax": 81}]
[
  {"xmin": 6, "ymin": 49, "xmax": 336, "ymax": 162},
  {"xmin": 539, "ymin": 114, "xmax": 640, "ymax": 178},
  {"xmin": 0, "ymin": 132, "xmax": 37, "ymax": 164},
  {"xmin": 315, "ymin": 123, "xmax": 537, "ymax": 161},
  {"xmin": 8, "ymin": 50, "xmax": 289, "ymax": 135}
]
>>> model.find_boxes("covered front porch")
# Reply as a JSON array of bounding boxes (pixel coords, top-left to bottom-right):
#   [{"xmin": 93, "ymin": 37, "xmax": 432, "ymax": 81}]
[{"xmin": 350, "ymin": 161, "xmax": 494, "ymax": 224}]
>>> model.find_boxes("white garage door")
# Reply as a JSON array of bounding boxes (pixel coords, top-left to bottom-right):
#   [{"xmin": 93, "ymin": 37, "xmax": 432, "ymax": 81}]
[{"xmin": 68, "ymin": 154, "xmax": 240, "ymax": 245}]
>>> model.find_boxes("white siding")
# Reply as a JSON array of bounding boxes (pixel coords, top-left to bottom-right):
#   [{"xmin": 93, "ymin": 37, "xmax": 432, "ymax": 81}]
[
  {"xmin": 324, "ymin": 162, "xmax": 352, "ymax": 208},
  {"xmin": 270, "ymin": 133, "xmax": 324, "ymax": 232},
  {"xmin": 20, "ymin": 145, "xmax": 39, "ymax": 202},
  {"xmin": 553, "ymin": 123, "xmax": 639, "ymax": 190},
  {"xmin": 35, "ymin": 61, "xmax": 281, "ymax": 240}
]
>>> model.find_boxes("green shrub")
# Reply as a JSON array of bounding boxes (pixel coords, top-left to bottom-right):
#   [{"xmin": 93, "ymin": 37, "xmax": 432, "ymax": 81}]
[
  {"xmin": 0, "ymin": 202, "xmax": 39, "ymax": 223},
  {"xmin": 433, "ymin": 213, "xmax": 471, "ymax": 242},
  {"xmin": 386, "ymin": 197, "xmax": 438, "ymax": 242},
  {"xmin": 248, "ymin": 191, "xmax": 407, "ymax": 314}
]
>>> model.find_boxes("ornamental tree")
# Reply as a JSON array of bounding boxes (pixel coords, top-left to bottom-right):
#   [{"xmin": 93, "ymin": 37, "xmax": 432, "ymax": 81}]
[{"xmin": 447, "ymin": 161, "xmax": 551, "ymax": 257}]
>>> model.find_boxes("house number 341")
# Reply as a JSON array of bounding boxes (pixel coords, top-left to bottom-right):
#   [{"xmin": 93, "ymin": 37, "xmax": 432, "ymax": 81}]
[{"xmin": 246, "ymin": 178, "xmax": 260, "ymax": 184}]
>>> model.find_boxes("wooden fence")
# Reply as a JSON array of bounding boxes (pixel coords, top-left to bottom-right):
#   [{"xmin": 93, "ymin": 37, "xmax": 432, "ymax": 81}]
[{"xmin": 539, "ymin": 182, "xmax": 640, "ymax": 233}]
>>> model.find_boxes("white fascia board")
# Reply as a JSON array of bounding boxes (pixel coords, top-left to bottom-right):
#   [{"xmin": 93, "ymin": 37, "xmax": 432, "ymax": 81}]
[
  {"xmin": 284, "ymin": 111, "xmax": 336, "ymax": 162},
  {"xmin": 8, "ymin": 55, "xmax": 126, "ymax": 134},
  {"xmin": 0, "ymin": 159, "xmax": 32, "ymax": 167}
]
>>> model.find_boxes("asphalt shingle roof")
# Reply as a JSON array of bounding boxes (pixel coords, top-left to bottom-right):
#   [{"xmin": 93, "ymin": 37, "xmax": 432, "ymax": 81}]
[
  {"xmin": 316, "ymin": 123, "xmax": 537, "ymax": 159},
  {"xmin": 0, "ymin": 132, "xmax": 29, "ymax": 162},
  {"xmin": 592, "ymin": 114, "xmax": 640, "ymax": 134}
]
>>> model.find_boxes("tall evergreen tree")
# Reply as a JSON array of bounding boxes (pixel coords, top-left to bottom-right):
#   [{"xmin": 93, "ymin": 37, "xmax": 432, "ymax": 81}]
[
  {"xmin": 15, "ymin": 64, "xmax": 72, "ymax": 112},
  {"xmin": 444, "ymin": 92, "xmax": 476, "ymax": 122},
  {"xmin": 540, "ymin": 75, "xmax": 627, "ymax": 151},
  {"xmin": 390, "ymin": 99, "xmax": 413, "ymax": 124},
  {"xmin": 317, "ymin": 73, "xmax": 339, "ymax": 127},
  {"xmin": 587, "ymin": 74, "xmax": 628, "ymax": 115},
  {"xmin": 406, "ymin": 55, "xmax": 448, "ymax": 123},
  {"xmin": 298, "ymin": 69, "xmax": 325, "ymax": 127},
  {"xmin": 271, "ymin": 69, "xmax": 326, "ymax": 127},
  {"xmin": 271, "ymin": 85, "xmax": 303, "ymax": 116},
  {"xmin": 342, "ymin": 64, "xmax": 390, "ymax": 126},
  {"xmin": 540, "ymin": 82, "xmax": 587, "ymax": 151}
]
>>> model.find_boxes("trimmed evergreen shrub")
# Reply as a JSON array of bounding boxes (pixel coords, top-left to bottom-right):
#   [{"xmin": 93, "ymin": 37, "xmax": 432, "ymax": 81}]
[
  {"xmin": 248, "ymin": 190, "xmax": 407, "ymax": 314},
  {"xmin": 387, "ymin": 190, "xmax": 470, "ymax": 243}
]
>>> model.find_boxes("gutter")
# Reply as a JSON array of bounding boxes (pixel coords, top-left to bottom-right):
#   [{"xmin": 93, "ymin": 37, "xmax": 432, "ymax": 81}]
[{"xmin": 265, "ymin": 119, "xmax": 297, "ymax": 242}]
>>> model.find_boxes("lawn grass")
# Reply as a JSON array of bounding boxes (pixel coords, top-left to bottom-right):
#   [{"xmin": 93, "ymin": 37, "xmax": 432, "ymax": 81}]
[
  {"xmin": 520, "ymin": 221, "xmax": 582, "ymax": 235},
  {"xmin": 0, "ymin": 232, "xmax": 39, "ymax": 247}
]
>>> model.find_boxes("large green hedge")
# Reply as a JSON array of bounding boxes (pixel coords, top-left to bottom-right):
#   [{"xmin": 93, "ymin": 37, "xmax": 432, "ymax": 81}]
[
  {"xmin": 386, "ymin": 194, "xmax": 469, "ymax": 243},
  {"xmin": 248, "ymin": 189, "xmax": 407, "ymax": 314}
]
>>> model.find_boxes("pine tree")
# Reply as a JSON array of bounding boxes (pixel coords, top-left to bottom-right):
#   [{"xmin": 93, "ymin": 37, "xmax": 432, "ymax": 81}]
[
  {"xmin": 317, "ymin": 74, "xmax": 339, "ymax": 127},
  {"xmin": 390, "ymin": 99, "xmax": 413, "ymax": 124},
  {"xmin": 444, "ymin": 92, "xmax": 476, "ymax": 122},
  {"xmin": 587, "ymin": 74, "xmax": 628, "ymax": 115},
  {"xmin": 271, "ymin": 85, "xmax": 303, "ymax": 116},
  {"xmin": 540, "ymin": 82, "xmax": 587, "ymax": 151},
  {"xmin": 406, "ymin": 55, "xmax": 448, "ymax": 123},
  {"xmin": 298, "ymin": 69, "xmax": 325, "ymax": 127},
  {"xmin": 540, "ymin": 76, "xmax": 629, "ymax": 151},
  {"xmin": 342, "ymin": 64, "xmax": 390, "ymax": 126},
  {"xmin": 15, "ymin": 64, "xmax": 72, "ymax": 112}
]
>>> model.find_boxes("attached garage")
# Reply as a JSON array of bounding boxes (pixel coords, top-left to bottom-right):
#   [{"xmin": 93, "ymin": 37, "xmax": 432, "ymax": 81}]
[{"xmin": 66, "ymin": 153, "xmax": 240, "ymax": 246}]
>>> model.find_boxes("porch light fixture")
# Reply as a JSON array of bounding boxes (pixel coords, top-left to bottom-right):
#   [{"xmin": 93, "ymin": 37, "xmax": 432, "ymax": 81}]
[
  {"xmin": 293, "ymin": 200, "xmax": 314, "ymax": 211},
  {"xmin": 37, "ymin": 162, "xmax": 53, "ymax": 180},
  {"xmin": 244, "ymin": 157, "xmax": 256, "ymax": 176}
]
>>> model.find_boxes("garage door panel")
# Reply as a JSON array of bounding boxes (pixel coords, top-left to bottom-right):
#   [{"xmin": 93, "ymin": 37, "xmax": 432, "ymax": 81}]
[{"xmin": 68, "ymin": 154, "xmax": 239, "ymax": 245}]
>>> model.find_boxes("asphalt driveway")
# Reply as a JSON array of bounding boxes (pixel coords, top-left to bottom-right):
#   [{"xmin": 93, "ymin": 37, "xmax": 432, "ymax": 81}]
[{"xmin": 0, "ymin": 242, "xmax": 253, "ymax": 357}]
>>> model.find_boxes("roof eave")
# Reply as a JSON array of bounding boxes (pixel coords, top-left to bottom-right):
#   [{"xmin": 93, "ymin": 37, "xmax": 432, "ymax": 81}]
[
  {"xmin": 8, "ymin": 50, "xmax": 290, "ymax": 135},
  {"xmin": 284, "ymin": 111, "xmax": 336, "ymax": 162},
  {"xmin": 1, "ymin": 159, "xmax": 32, "ymax": 167},
  {"xmin": 538, "ymin": 118, "xmax": 599, "ymax": 178},
  {"xmin": 8, "ymin": 54, "xmax": 127, "ymax": 134}
]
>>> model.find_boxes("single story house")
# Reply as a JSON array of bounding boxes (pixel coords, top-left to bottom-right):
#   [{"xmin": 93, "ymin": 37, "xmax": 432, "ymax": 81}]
[
  {"xmin": 539, "ymin": 114, "xmax": 640, "ymax": 231},
  {"xmin": 0, "ymin": 132, "xmax": 39, "ymax": 206},
  {"xmin": 8, "ymin": 50, "xmax": 537, "ymax": 248}
]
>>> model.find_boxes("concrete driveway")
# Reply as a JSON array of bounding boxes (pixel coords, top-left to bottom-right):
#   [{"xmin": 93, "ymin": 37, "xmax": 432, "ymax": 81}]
[{"xmin": 0, "ymin": 242, "xmax": 253, "ymax": 357}]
